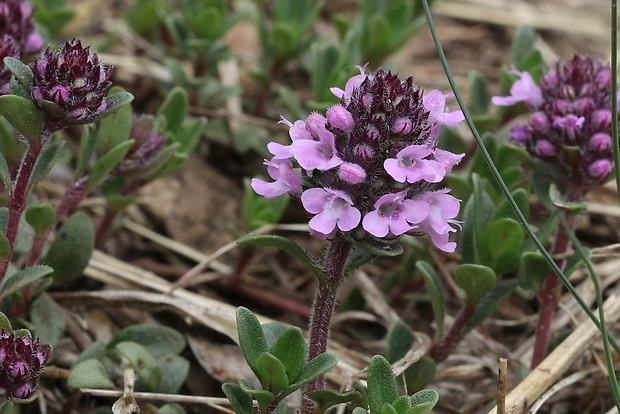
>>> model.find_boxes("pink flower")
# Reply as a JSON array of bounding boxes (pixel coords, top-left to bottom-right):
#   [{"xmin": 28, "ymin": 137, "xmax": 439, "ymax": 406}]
[
  {"xmin": 416, "ymin": 190, "xmax": 461, "ymax": 252},
  {"xmin": 270, "ymin": 116, "xmax": 314, "ymax": 159},
  {"xmin": 433, "ymin": 148, "xmax": 465, "ymax": 174},
  {"xmin": 290, "ymin": 126, "xmax": 343, "ymax": 171},
  {"xmin": 491, "ymin": 69, "xmax": 543, "ymax": 107},
  {"xmin": 301, "ymin": 188, "xmax": 361, "ymax": 234},
  {"xmin": 384, "ymin": 145, "xmax": 446, "ymax": 183},
  {"xmin": 362, "ymin": 192, "xmax": 429, "ymax": 237},
  {"xmin": 423, "ymin": 90, "xmax": 465, "ymax": 127},
  {"xmin": 251, "ymin": 158, "xmax": 302, "ymax": 198},
  {"xmin": 330, "ymin": 64, "xmax": 369, "ymax": 101}
]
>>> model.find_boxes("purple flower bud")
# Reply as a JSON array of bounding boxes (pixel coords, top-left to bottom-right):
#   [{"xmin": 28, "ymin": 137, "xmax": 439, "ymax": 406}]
[
  {"xmin": 305, "ymin": 113, "xmax": 327, "ymax": 138},
  {"xmin": 0, "ymin": 331, "xmax": 51, "ymax": 401},
  {"xmin": 596, "ymin": 69, "xmax": 611, "ymax": 87},
  {"xmin": 326, "ymin": 105, "xmax": 354, "ymax": 131},
  {"xmin": 574, "ymin": 97, "xmax": 593, "ymax": 115},
  {"xmin": 355, "ymin": 144, "xmax": 374, "ymax": 161},
  {"xmin": 508, "ymin": 124, "xmax": 528, "ymax": 143},
  {"xmin": 30, "ymin": 39, "xmax": 114, "ymax": 127},
  {"xmin": 588, "ymin": 159, "xmax": 612, "ymax": 179},
  {"xmin": 531, "ymin": 111, "xmax": 549, "ymax": 131},
  {"xmin": 534, "ymin": 140, "xmax": 555, "ymax": 157},
  {"xmin": 338, "ymin": 162, "xmax": 366, "ymax": 184},
  {"xmin": 592, "ymin": 110, "xmax": 612, "ymax": 130},
  {"xmin": 589, "ymin": 133, "xmax": 612, "ymax": 152},
  {"xmin": 392, "ymin": 117, "xmax": 414, "ymax": 136},
  {"xmin": 553, "ymin": 99, "xmax": 570, "ymax": 114}
]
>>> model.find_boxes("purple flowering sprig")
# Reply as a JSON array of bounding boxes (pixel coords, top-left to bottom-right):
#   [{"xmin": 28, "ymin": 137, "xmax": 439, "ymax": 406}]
[
  {"xmin": 492, "ymin": 55, "xmax": 616, "ymax": 368},
  {"xmin": 0, "ymin": 40, "xmax": 133, "ymax": 286},
  {"xmin": 248, "ymin": 66, "xmax": 465, "ymax": 410}
]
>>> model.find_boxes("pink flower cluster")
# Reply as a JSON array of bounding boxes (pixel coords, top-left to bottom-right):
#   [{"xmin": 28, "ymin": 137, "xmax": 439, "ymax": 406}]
[
  {"xmin": 493, "ymin": 56, "xmax": 615, "ymax": 194},
  {"xmin": 252, "ymin": 67, "xmax": 465, "ymax": 252}
]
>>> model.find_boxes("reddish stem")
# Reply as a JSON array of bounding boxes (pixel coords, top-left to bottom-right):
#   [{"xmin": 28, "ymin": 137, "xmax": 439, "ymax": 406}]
[
  {"xmin": 429, "ymin": 303, "xmax": 475, "ymax": 362},
  {"xmin": 0, "ymin": 140, "xmax": 42, "ymax": 282},
  {"xmin": 303, "ymin": 237, "xmax": 352, "ymax": 414},
  {"xmin": 531, "ymin": 215, "xmax": 574, "ymax": 368}
]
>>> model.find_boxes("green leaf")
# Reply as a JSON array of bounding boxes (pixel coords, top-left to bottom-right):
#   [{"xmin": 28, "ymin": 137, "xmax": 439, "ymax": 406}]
[
  {"xmin": 404, "ymin": 356, "xmax": 436, "ymax": 393},
  {"xmin": 509, "ymin": 25, "xmax": 538, "ymax": 69},
  {"xmin": 239, "ymin": 380, "xmax": 277, "ymax": 412},
  {"xmin": 75, "ymin": 125, "xmax": 97, "ymax": 177},
  {"xmin": 88, "ymin": 139, "xmax": 135, "ymax": 192},
  {"xmin": 345, "ymin": 245, "xmax": 377, "ymax": 274},
  {"xmin": 262, "ymin": 322, "xmax": 289, "ymax": 349},
  {"xmin": 355, "ymin": 238, "xmax": 404, "ymax": 257},
  {"xmin": 237, "ymin": 234, "xmax": 323, "ymax": 278},
  {"xmin": 380, "ymin": 402, "xmax": 398, "ymax": 414},
  {"xmin": 45, "ymin": 212, "xmax": 94, "ymax": 282},
  {"xmin": 108, "ymin": 325, "xmax": 186, "ymax": 359},
  {"xmin": 517, "ymin": 252, "xmax": 551, "ymax": 291},
  {"xmin": 367, "ymin": 355, "xmax": 398, "ymax": 414},
  {"xmin": 0, "ymin": 232, "xmax": 9, "ymax": 263},
  {"xmin": 0, "ymin": 152, "xmax": 10, "ymax": 188},
  {"xmin": 157, "ymin": 403, "xmax": 186, "ymax": 414},
  {"xmin": 68, "ymin": 359, "xmax": 115, "ymax": 390},
  {"xmin": 353, "ymin": 408, "xmax": 369, "ymax": 414},
  {"xmin": 114, "ymin": 342, "xmax": 162, "ymax": 392},
  {"xmin": 256, "ymin": 352, "xmax": 289, "ymax": 394},
  {"xmin": 479, "ymin": 218, "xmax": 525, "ymax": 274},
  {"xmin": 0, "ymin": 311, "xmax": 12, "ymax": 332},
  {"xmin": 454, "ymin": 264, "xmax": 496, "ymax": 306},
  {"xmin": 30, "ymin": 294, "xmax": 66, "ymax": 346},
  {"xmin": 236, "ymin": 306, "xmax": 268, "ymax": 378},
  {"xmin": 285, "ymin": 352, "xmax": 338, "ymax": 392},
  {"xmin": 270, "ymin": 327, "xmax": 306, "ymax": 383},
  {"xmin": 25, "ymin": 204, "xmax": 56, "ymax": 237},
  {"xmin": 392, "ymin": 395, "xmax": 412, "ymax": 414},
  {"xmin": 73, "ymin": 341, "xmax": 109, "ymax": 368},
  {"xmin": 3, "ymin": 57, "xmax": 33, "ymax": 90},
  {"xmin": 461, "ymin": 279, "xmax": 518, "ymax": 338},
  {"xmin": 242, "ymin": 178, "xmax": 289, "ymax": 232},
  {"xmin": 96, "ymin": 90, "xmax": 132, "ymax": 155},
  {"xmin": 0, "ymin": 265, "xmax": 53, "ymax": 302},
  {"xmin": 156, "ymin": 87, "xmax": 188, "ymax": 135},
  {"xmin": 30, "ymin": 140, "xmax": 65, "ymax": 190},
  {"xmin": 93, "ymin": 91, "xmax": 134, "ymax": 123},
  {"xmin": 492, "ymin": 188, "xmax": 530, "ymax": 223},
  {"xmin": 468, "ymin": 70, "xmax": 489, "ymax": 116},
  {"xmin": 157, "ymin": 354, "xmax": 189, "ymax": 394},
  {"xmin": 0, "ymin": 95, "xmax": 44, "ymax": 142},
  {"xmin": 415, "ymin": 261, "xmax": 444, "ymax": 340},
  {"xmin": 460, "ymin": 173, "xmax": 494, "ymax": 264},
  {"xmin": 549, "ymin": 183, "xmax": 587, "ymax": 214},
  {"xmin": 272, "ymin": 22, "xmax": 296, "ymax": 58},
  {"xmin": 221, "ymin": 383, "xmax": 254, "ymax": 414},
  {"xmin": 386, "ymin": 319, "xmax": 415, "ymax": 363},
  {"xmin": 307, "ymin": 389, "xmax": 362, "ymax": 412},
  {"xmin": 409, "ymin": 389, "xmax": 439, "ymax": 414}
]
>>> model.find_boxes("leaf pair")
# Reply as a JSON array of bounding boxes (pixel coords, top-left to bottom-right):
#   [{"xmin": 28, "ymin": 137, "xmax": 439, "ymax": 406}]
[{"xmin": 223, "ymin": 307, "xmax": 340, "ymax": 413}]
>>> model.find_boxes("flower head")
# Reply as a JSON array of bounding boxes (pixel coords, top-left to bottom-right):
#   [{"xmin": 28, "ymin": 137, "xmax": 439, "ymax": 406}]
[
  {"xmin": 253, "ymin": 67, "xmax": 465, "ymax": 250},
  {"xmin": 0, "ymin": 331, "xmax": 51, "ymax": 402},
  {"xmin": 112, "ymin": 114, "xmax": 168, "ymax": 178},
  {"xmin": 493, "ymin": 55, "xmax": 615, "ymax": 194},
  {"xmin": 30, "ymin": 39, "xmax": 114, "ymax": 127}
]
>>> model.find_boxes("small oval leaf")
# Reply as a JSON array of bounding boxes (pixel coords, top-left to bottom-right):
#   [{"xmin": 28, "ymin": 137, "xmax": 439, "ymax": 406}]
[
  {"xmin": 67, "ymin": 359, "xmax": 115, "ymax": 390},
  {"xmin": 45, "ymin": 212, "xmax": 94, "ymax": 282},
  {"xmin": 454, "ymin": 264, "xmax": 496, "ymax": 306},
  {"xmin": 114, "ymin": 341, "xmax": 162, "ymax": 392},
  {"xmin": 367, "ymin": 355, "xmax": 399, "ymax": 414},
  {"xmin": 236, "ymin": 307, "xmax": 268, "ymax": 378},
  {"xmin": 0, "ymin": 95, "xmax": 44, "ymax": 142}
]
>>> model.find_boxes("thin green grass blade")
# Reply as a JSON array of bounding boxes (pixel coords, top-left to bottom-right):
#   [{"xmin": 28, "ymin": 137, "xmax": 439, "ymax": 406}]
[
  {"xmin": 565, "ymin": 217, "xmax": 620, "ymax": 409},
  {"xmin": 421, "ymin": 0, "xmax": 620, "ymax": 355}
]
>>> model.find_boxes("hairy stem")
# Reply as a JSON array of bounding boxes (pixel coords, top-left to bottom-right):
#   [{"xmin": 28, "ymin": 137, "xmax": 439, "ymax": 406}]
[
  {"xmin": 0, "ymin": 139, "xmax": 43, "ymax": 282},
  {"xmin": 303, "ymin": 237, "xmax": 352, "ymax": 414},
  {"xmin": 531, "ymin": 214, "xmax": 574, "ymax": 368},
  {"xmin": 429, "ymin": 303, "xmax": 475, "ymax": 362}
]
